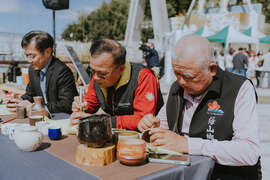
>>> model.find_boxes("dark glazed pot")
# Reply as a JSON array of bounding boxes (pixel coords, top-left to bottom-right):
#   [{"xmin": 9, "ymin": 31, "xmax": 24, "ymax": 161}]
[{"xmin": 78, "ymin": 114, "xmax": 112, "ymax": 148}]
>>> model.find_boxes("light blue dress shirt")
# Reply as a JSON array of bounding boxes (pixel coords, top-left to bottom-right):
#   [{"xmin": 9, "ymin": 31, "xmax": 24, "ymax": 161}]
[{"xmin": 40, "ymin": 57, "xmax": 52, "ymax": 105}]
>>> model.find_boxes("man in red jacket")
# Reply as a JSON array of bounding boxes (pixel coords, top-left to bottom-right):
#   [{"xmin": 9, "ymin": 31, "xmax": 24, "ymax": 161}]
[{"xmin": 71, "ymin": 39, "xmax": 163, "ymax": 131}]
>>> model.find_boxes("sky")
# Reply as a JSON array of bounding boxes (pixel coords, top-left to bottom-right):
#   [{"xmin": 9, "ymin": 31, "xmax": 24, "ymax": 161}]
[{"xmin": 0, "ymin": 0, "xmax": 111, "ymax": 38}]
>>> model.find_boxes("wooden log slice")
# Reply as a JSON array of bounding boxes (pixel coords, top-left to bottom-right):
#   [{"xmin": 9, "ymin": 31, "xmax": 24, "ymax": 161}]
[{"xmin": 75, "ymin": 143, "xmax": 115, "ymax": 167}]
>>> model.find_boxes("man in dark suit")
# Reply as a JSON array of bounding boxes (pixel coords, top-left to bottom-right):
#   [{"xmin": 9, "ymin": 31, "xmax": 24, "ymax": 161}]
[{"xmin": 19, "ymin": 30, "xmax": 78, "ymax": 114}]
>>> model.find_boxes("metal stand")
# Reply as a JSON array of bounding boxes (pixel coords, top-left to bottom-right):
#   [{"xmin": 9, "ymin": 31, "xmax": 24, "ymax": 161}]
[
  {"xmin": 124, "ymin": 0, "xmax": 170, "ymax": 62},
  {"xmin": 52, "ymin": 10, "xmax": 56, "ymax": 56}
]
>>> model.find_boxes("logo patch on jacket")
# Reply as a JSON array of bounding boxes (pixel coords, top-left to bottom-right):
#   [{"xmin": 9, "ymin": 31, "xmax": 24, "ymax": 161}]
[
  {"xmin": 145, "ymin": 92, "xmax": 154, "ymax": 101},
  {"xmin": 207, "ymin": 100, "xmax": 224, "ymax": 115}
]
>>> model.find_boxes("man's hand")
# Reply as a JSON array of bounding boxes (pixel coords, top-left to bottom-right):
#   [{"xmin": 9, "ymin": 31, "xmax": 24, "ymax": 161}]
[
  {"xmin": 72, "ymin": 96, "xmax": 88, "ymax": 112},
  {"xmin": 138, "ymin": 114, "xmax": 160, "ymax": 132},
  {"xmin": 70, "ymin": 111, "xmax": 90, "ymax": 125},
  {"xmin": 149, "ymin": 128, "xmax": 188, "ymax": 154}
]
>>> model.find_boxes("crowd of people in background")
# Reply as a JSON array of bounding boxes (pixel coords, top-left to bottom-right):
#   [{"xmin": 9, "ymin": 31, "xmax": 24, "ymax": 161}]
[{"xmin": 216, "ymin": 47, "xmax": 270, "ymax": 88}]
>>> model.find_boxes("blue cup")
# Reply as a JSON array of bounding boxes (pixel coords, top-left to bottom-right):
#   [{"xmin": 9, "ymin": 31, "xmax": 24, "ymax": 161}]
[{"xmin": 48, "ymin": 127, "xmax": 62, "ymax": 140}]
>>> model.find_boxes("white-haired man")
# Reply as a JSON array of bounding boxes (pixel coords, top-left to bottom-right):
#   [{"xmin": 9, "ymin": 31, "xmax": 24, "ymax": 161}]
[{"xmin": 139, "ymin": 35, "xmax": 261, "ymax": 180}]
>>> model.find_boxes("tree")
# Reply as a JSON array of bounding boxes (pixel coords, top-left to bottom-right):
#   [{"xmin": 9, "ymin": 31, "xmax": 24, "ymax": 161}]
[
  {"xmin": 142, "ymin": 0, "xmax": 191, "ymax": 42},
  {"xmin": 62, "ymin": 22, "xmax": 84, "ymax": 41},
  {"xmin": 253, "ymin": 0, "xmax": 270, "ymax": 24},
  {"xmin": 61, "ymin": 0, "xmax": 270, "ymax": 42},
  {"xmin": 61, "ymin": 0, "xmax": 193, "ymax": 42},
  {"xmin": 61, "ymin": 0, "xmax": 130, "ymax": 41}
]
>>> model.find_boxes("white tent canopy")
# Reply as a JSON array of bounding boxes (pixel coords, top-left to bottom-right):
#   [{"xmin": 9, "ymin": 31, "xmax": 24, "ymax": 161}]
[
  {"xmin": 195, "ymin": 24, "xmax": 215, "ymax": 37},
  {"xmin": 243, "ymin": 26, "xmax": 266, "ymax": 39},
  {"xmin": 207, "ymin": 25, "xmax": 259, "ymax": 51},
  {"xmin": 250, "ymin": 28, "xmax": 265, "ymax": 39},
  {"xmin": 226, "ymin": 26, "xmax": 259, "ymax": 51},
  {"xmin": 227, "ymin": 26, "xmax": 258, "ymax": 43}
]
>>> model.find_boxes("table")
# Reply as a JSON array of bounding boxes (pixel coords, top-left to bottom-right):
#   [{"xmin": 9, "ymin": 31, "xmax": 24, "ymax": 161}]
[
  {"xmin": 0, "ymin": 117, "xmax": 215, "ymax": 180},
  {"xmin": 0, "ymin": 135, "xmax": 97, "ymax": 180},
  {"xmin": 0, "ymin": 83, "xmax": 26, "ymax": 95}
]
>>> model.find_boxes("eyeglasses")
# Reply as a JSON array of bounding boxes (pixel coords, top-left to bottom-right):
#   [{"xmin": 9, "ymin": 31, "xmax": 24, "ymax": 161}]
[
  {"xmin": 174, "ymin": 71, "xmax": 197, "ymax": 82},
  {"xmin": 25, "ymin": 54, "xmax": 37, "ymax": 60},
  {"xmin": 90, "ymin": 66, "xmax": 119, "ymax": 79}
]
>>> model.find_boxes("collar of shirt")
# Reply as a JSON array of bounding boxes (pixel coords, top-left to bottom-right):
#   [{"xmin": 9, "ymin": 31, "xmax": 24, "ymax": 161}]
[
  {"xmin": 183, "ymin": 91, "xmax": 203, "ymax": 104},
  {"xmin": 40, "ymin": 56, "xmax": 53, "ymax": 75}
]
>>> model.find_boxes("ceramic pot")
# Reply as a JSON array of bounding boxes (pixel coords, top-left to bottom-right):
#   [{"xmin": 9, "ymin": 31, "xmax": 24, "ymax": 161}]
[
  {"xmin": 141, "ymin": 129, "xmax": 151, "ymax": 143},
  {"xmin": 117, "ymin": 139, "xmax": 146, "ymax": 165},
  {"xmin": 111, "ymin": 130, "xmax": 139, "ymax": 145},
  {"xmin": 14, "ymin": 126, "xmax": 43, "ymax": 152},
  {"xmin": 116, "ymin": 131, "xmax": 139, "ymax": 140},
  {"xmin": 16, "ymin": 105, "xmax": 26, "ymax": 119},
  {"xmin": 29, "ymin": 115, "xmax": 43, "ymax": 126},
  {"xmin": 78, "ymin": 114, "xmax": 112, "ymax": 148},
  {"xmin": 30, "ymin": 96, "xmax": 48, "ymax": 117}
]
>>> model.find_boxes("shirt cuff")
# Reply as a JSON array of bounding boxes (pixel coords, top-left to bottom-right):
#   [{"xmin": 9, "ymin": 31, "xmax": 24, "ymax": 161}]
[{"xmin": 188, "ymin": 137, "xmax": 205, "ymax": 155}]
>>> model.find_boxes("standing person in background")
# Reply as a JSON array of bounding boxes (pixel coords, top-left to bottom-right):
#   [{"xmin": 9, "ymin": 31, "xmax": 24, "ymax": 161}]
[
  {"xmin": 232, "ymin": 48, "xmax": 248, "ymax": 77},
  {"xmin": 255, "ymin": 51, "xmax": 264, "ymax": 88},
  {"xmin": 243, "ymin": 48, "xmax": 248, "ymax": 56},
  {"xmin": 140, "ymin": 42, "xmax": 160, "ymax": 78},
  {"xmin": 260, "ymin": 49, "xmax": 270, "ymax": 88},
  {"xmin": 246, "ymin": 51, "xmax": 258, "ymax": 85},
  {"xmin": 225, "ymin": 48, "xmax": 234, "ymax": 73},
  {"xmin": 217, "ymin": 51, "xmax": 225, "ymax": 71},
  {"xmin": 244, "ymin": 48, "xmax": 249, "ymax": 73}
]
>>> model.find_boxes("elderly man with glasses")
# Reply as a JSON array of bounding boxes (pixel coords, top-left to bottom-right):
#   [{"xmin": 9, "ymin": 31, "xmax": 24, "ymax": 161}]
[
  {"xmin": 71, "ymin": 39, "xmax": 164, "ymax": 130},
  {"xmin": 140, "ymin": 35, "xmax": 261, "ymax": 180}
]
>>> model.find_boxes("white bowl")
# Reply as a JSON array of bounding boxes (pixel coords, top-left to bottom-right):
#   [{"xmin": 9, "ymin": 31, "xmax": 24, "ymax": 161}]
[{"xmin": 14, "ymin": 126, "xmax": 43, "ymax": 152}]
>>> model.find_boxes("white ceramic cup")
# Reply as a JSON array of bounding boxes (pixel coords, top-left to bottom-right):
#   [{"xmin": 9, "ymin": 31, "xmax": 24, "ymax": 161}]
[
  {"xmin": 1, "ymin": 124, "xmax": 9, "ymax": 135},
  {"xmin": 2, "ymin": 123, "xmax": 17, "ymax": 136},
  {"xmin": 35, "ymin": 121, "xmax": 49, "ymax": 135}
]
